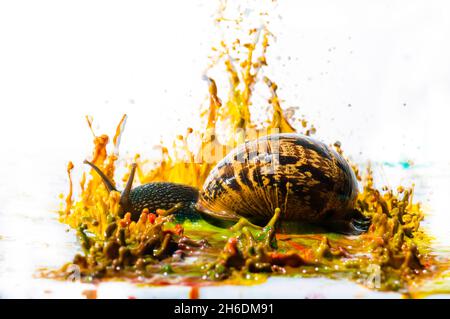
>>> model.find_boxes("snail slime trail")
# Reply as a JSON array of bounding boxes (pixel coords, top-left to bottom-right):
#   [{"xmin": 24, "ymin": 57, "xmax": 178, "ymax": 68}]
[{"xmin": 43, "ymin": 0, "xmax": 449, "ymax": 297}]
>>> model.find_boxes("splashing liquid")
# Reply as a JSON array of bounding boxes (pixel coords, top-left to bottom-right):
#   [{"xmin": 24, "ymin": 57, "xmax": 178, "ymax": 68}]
[{"xmin": 50, "ymin": 0, "xmax": 448, "ymax": 296}]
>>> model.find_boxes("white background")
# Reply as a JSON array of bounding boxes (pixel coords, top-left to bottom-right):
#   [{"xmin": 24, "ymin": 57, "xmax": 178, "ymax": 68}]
[
  {"xmin": 1, "ymin": 0, "xmax": 450, "ymax": 163},
  {"xmin": 0, "ymin": 0, "xmax": 448, "ymax": 297}
]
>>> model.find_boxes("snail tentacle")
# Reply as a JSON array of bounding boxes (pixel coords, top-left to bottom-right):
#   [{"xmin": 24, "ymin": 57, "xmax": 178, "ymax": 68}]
[
  {"xmin": 83, "ymin": 159, "xmax": 117, "ymax": 193},
  {"xmin": 120, "ymin": 163, "xmax": 137, "ymax": 209}
]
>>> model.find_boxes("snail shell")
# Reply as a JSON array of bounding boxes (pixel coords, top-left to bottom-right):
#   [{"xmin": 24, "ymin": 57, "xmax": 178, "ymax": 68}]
[{"xmin": 197, "ymin": 133, "xmax": 360, "ymax": 227}]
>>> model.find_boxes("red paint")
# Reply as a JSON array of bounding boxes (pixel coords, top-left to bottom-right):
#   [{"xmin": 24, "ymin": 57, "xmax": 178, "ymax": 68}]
[
  {"xmin": 82, "ymin": 289, "xmax": 97, "ymax": 299},
  {"xmin": 148, "ymin": 213, "xmax": 156, "ymax": 224},
  {"xmin": 174, "ymin": 224, "xmax": 184, "ymax": 236},
  {"xmin": 189, "ymin": 286, "xmax": 200, "ymax": 299},
  {"xmin": 288, "ymin": 242, "xmax": 315, "ymax": 262},
  {"xmin": 225, "ymin": 237, "xmax": 238, "ymax": 255},
  {"xmin": 288, "ymin": 241, "xmax": 308, "ymax": 252}
]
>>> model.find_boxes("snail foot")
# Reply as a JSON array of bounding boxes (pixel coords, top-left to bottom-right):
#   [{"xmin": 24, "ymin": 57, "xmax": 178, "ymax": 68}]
[
  {"xmin": 323, "ymin": 216, "xmax": 371, "ymax": 235},
  {"xmin": 348, "ymin": 218, "xmax": 371, "ymax": 235}
]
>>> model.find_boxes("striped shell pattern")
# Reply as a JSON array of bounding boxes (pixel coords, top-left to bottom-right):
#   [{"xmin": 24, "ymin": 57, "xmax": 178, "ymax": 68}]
[{"xmin": 198, "ymin": 133, "xmax": 358, "ymax": 224}]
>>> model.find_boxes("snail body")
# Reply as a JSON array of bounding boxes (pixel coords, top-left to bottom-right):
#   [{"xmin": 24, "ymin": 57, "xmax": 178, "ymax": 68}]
[{"xmin": 85, "ymin": 134, "xmax": 370, "ymax": 234}]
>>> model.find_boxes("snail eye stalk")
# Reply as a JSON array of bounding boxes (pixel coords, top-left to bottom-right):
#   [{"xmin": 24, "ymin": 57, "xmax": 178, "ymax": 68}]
[
  {"xmin": 120, "ymin": 163, "xmax": 137, "ymax": 208},
  {"xmin": 83, "ymin": 160, "xmax": 117, "ymax": 193}
]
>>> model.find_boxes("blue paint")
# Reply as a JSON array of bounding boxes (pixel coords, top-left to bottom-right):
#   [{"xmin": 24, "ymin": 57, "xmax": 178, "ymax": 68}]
[
  {"xmin": 383, "ymin": 162, "xmax": 396, "ymax": 168},
  {"xmin": 382, "ymin": 161, "xmax": 412, "ymax": 169},
  {"xmin": 399, "ymin": 161, "xmax": 411, "ymax": 169}
]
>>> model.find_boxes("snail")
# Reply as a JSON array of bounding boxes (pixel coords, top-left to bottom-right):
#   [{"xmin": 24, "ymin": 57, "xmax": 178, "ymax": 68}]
[{"xmin": 84, "ymin": 133, "xmax": 370, "ymax": 235}]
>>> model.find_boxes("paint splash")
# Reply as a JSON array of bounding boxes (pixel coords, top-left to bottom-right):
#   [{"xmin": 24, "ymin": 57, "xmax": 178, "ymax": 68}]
[{"xmin": 48, "ymin": 0, "xmax": 448, "ymax": 296}]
